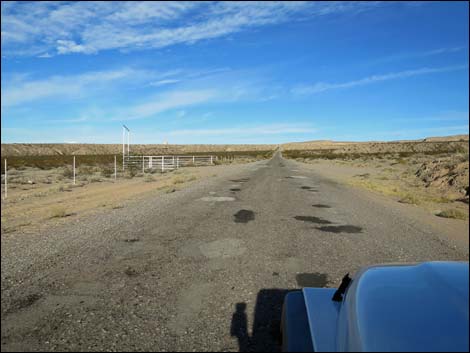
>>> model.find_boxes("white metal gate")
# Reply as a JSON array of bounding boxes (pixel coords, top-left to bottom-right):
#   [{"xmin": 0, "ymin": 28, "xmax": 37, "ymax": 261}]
[{"xmin": 123, "ymin": 155, "xmax": 214, "ymax": 172}]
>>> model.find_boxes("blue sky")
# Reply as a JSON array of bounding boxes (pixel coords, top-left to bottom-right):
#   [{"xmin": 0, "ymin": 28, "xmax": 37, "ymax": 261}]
[{"xmin": 1, "ymin": 1, "xmax": 469, "ymax": 144}]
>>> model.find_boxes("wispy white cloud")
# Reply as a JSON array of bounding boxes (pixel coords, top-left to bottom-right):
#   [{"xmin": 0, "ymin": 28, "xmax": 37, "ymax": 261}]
[
  {"xmin": 1, "ymin": 1, "xmax": 385, "ymax": 57},
  {"xmin": 149, "ymin": 79, "xmax": 181, "ymax": 87},
  {"xmin": 176, "ymin": 110, "xmax": 187, "ymax": 118},
  {"xmin": 1, "ymin": 63, "xmax": 276, "ymax": 122},
  {"xmin": 292, "ymin": 65, "xmax": 469, "ymax": 95},
  {"xmin": 1, "ymin": 68, "xmax": 149, "ymax": 107},
  {"xmin": 370, "ymin": 46, "xmax": 466, "ymax": 65},
  {"xmin": 122, "ymin": 89, "xmax": 217, "ymax": 121}
]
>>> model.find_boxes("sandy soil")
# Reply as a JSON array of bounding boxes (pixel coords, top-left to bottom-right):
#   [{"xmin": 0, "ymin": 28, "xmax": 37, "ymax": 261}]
[{"xmin": 1, "ymin": 166, "xmax": 225, "ymax": 235}]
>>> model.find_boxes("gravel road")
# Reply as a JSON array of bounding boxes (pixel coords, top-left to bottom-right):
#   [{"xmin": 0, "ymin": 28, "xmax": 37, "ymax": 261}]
[{"xmin": 1, "ymin": 152, "xmax": 468, "ymax": 352}]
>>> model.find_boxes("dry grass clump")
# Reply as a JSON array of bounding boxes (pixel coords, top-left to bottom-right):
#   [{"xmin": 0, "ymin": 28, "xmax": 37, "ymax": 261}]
[
  {"xmin": 398, "ymin": 193, "xmax": 421, "ymax": 205},
  {"xmin": 88, "ymin": 176, "xmax": 102, "ymax": 183},
  {"xmin": 58, "ymin": 185, "xmax": 74, "ymax": 192},
  {"xmin": 50, "ymin": 206, "xmax": 70, "ymax": 218},
  {"xmin": 62, "ymin": 167, "xmax": 73, "ymax": 178},
  {"xmin": 124, "ymin": 169, "xmax": 137, "ymax": 179},
  {"xmin": 79, "ymin": 166, "xmax": 94, "ymax": 175},
  {"xmin": 436, "ymin": 209, "xmax": 468, "ymax": 220},
  {"xmin": 100, "ymin": 167, "xmax": 114, "ymax": 178},
  {"xmin": 348, "ymin": 179, "xmax": 400, "ymax": 196},
  {"xmin": 172, "ymin": 176, "xmax": 185, "ymax": 184},
  {"xmin": 426, "ymin": 195, "xmax": 453, "ymax": 204},
  {"xmin": 144, "ymin": 175, "xmax": 156, "ymax": 183},
  {"xmin": 171, "ymin": 174, "xmax": 197, "ymax": 185}
]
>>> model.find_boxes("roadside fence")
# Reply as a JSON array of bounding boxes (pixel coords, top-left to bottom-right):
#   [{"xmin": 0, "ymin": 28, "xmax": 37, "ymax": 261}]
[{"xmin": 1, "ymin": 155, "xmax": 216, "ymax": 199}]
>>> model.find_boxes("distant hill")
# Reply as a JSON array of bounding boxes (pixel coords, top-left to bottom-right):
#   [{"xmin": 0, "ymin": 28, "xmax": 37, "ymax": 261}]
[
  {"xmin": 288, "ymin": 134, "xmax": 469, "ymax": 145},
  {"xmin": 1, "ymin": 135, "xmax": 468, "ymax": 156},
  {"xmin": 281, "ymin": 134, "xmax": 469, "ymax": 154},
  {"xmin": 422, "ymin": 134, "xmax": 469, "ymax": 142},
  {"xmin": 0, "ymin": 143, "xmax": 278, "ymax": 157}
]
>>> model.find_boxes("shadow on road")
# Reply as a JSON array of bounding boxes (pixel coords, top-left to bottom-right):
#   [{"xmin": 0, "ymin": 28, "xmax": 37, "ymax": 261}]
[
  {"xmin": 230, "ymin": 289, "xmax": 289, "ymax": 352},
  {"xmin": 231, "ymin": 273, "xmax": 330, "ymax": 352}
]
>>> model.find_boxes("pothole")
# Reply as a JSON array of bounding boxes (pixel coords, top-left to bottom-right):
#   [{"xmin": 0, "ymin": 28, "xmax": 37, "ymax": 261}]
[
  {"xmin": 294, "ymin": 216, "xmax": 332, "ymax": 224},
  {"xmin": 312, "ymin": 204, "xmax": 331, "ymax": 208},
  {"xmin": 316, "ymin": 225, "xmax": 362, "ymax": 233},
  {"xmin": 234, "ymin": 209, "xmax": 255, "ymax": 223},
  {"xmin": 230, "ymin": 178, "xmax": 249, "ymax": 183}
]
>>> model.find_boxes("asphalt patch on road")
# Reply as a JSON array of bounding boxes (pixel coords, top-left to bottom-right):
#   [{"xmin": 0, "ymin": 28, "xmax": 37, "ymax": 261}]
[
  {"xmin": 199, "ymin": 196, "xmax": 236, "ymax": 202},
  {"xmin": 296, "ymin": 273, "xmax": 328, "ymax": 287},
  {"xmin": 294, "ymin": 216, "xmax": 332, "ymax": 224},
  {"xmin": 8, "ymin": 293, "xmax": 42, "ymax": 313},
  {"xmin": 200, "ymin": 238, "xmax": 246, "ymax": 258},
  {"xmin": 234, "ymin": 209, "xmax": 255, "ymax": 223},
  {"xmin": 312, "ymin": 204, "xmax": 331, "ymax": 208},
  {"xmin": 316, "ymin": 225, "xmax": 362, "ymax": 233}
]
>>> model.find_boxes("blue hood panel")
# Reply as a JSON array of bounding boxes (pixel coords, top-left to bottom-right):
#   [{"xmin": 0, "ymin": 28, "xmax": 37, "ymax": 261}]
[{"xmin": 304, "ymin": 262, "xmax": 469, "ymax": 352}]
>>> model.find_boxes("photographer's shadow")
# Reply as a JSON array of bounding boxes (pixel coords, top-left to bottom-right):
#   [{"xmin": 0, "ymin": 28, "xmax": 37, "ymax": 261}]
[{"xmin": 230, "ymin": 289, "xmax": 289, "ymax": 352}]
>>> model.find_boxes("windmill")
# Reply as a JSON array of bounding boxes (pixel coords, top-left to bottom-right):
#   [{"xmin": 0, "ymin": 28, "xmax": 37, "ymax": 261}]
[{"xmin": 122, "ymin": 125, "xmax": 130, "ymax": 169}]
